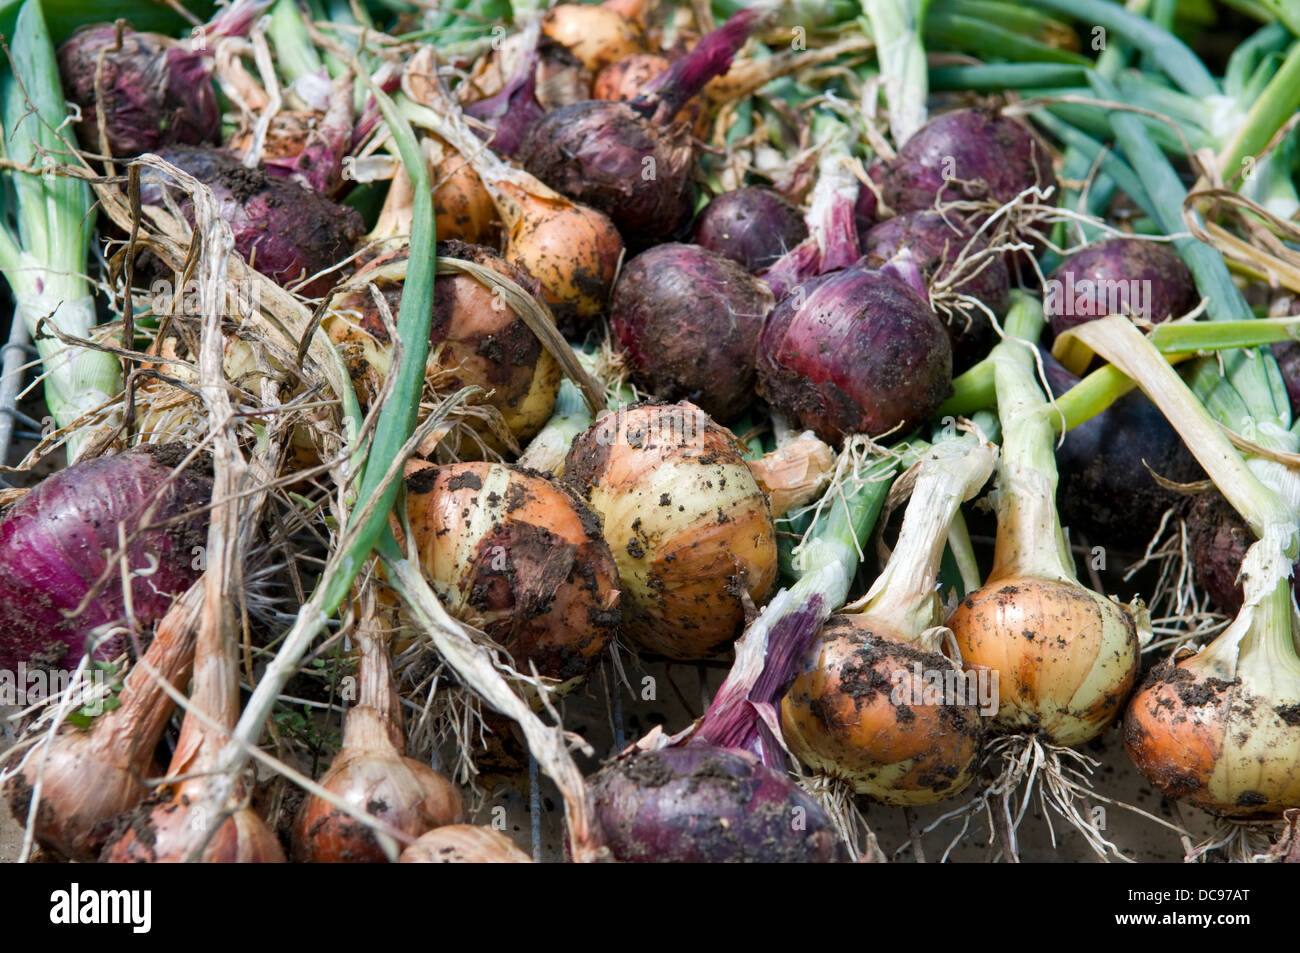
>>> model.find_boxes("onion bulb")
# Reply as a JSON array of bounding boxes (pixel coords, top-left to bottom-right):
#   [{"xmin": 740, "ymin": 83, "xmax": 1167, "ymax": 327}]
[
  {"xmin": 293, "ymin": 613, "xmax": 462, "ymax": 861},
  {"xmin": 400, "ymin": 825, "xmax": 533, "ymax": 863},
  {"xmin": 564, "ymin": 402, "xmax": 777, "ymax": 659},
  {"xmin": 404, "ymin": 462, "xmax": 621, "ymax": 688},
  {"xmin": 541, "ymin": 3, "xmax": 642, "ymax": 73},
  {"xmin": 782, "ymin": 437, "xmax": 997, "ymax": 805},
  {"xmin": 323, "ymin": 241, "xmax": 561, "ymax": 451}
]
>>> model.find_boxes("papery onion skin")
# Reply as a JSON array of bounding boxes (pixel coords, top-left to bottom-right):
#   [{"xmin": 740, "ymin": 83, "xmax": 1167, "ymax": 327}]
[
  {"xmin": 594, "ymin": 53, "xmax": 670, "ymax": 103},
  {"xmin": 564, "ymin": 402, "xmax": 777, "ymax": 659},
  {"xmin": 609, "ymin": 243, "xmax": 773, "ymax": 420},
  {"xmin": 0, "ymin": 445, "xmax": 210, "ymax": 673},
  {"xmin": 860, "ymin": 211, "xmax": 1008, "ymax": 371},
  {"xmin": 881, "ymin": 107, "xmax": 1057, "ymax": 217},
  {"xmin": 1124, "ymin": 654, "xmax": 1300, "ymax": 818},
  {"xmin": 324, "ymin": 241, "xmax": 560, "ymax": 449},
  {"xmin": 756, "ymin": 266, "xmax": 953, "ymax": 443},
  {"xmin": 399, "ymin": 824, "xmax": 533, "ymax": 863},
  {"xmin": 781, "ymin": 616, "xmax": 983, "ymax": 806},
  {"xmin": 692, "ymin": 187, "xmax": 809, "ymax": 273},
  {"xmin": 58, "ymin": 24, "xmax": 219, "ymax": 158},
  {"xmin": 405, "ymin": 462, "xmax": 621, "ymax": 686},
  {"xmin": 1045, "ymin": 238, "xmax": 1196, "ymax": 336},
  {"xmin": 590, "ymin": 746, "xmax": 848, "ymax": 862},
  {"xmin": 520, "ymin": 101, "xmax": 696, "ymax": 247},
  {"xmin": 947, "ymin": 575, "xmax": 1139, "ymax": 746},
  {"xmin": 99, "ymin": 802, "xmax": 286, "ymax": 863},
  {"xmin": 144, "ymin": 145, "xmax": 363, "ymax": 297},
  {"xmin": 292, "ymin": 711, "xmax": 464, "ymax": 863}
]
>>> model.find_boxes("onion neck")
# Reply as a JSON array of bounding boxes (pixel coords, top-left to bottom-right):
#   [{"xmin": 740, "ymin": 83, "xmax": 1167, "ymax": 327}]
[
  {"xmin": 848, "ymin": 437, "xmax": 997, "ymax": 645},
  {"xmin": 345, "ymin": 621, "xmax": 406, "ymax": 755},
  {"xmin": 987, "ymin": 293, "xmax": 1077, "ymax": 585}
]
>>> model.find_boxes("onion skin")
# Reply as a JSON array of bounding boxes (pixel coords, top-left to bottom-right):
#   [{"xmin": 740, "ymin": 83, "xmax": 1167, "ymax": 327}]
[
  {"xmin": 1124, "ymin": 654, "xmax": 1300, "ymax": 818},
  {"xmin": 781, "ymin": 616, "xmax": 983, "ymax": 806},
  {"xmin": 609, "ymin": 243, "xmax": 773, "ymax": 420},
  {"xmin": 432, "ymin": 139, "xmax": 499, "ymax": 245},
  {"xmin": 0, "ymin": 446, "xmax": 210, "ymax": 673},
  {"xmin": 520, "ymin": 101, "xmax": 696, "ymax": 247},
  {"xmin": 541, "ymin": 3, "xmax": 642, "ymax": 73},
  {"xmin": 144, "ymin": 145, "xmax": 363, "ymax": 297},
  {"xmin": 1186, "ymin": 493, "xmax": 1255, "ymax": 616},
  {"xmin": 881, "ymin": 107, "xmax": 1057, "ymax": 216},
  {"xmin": 58, "ymin": 24, "xmax": 219, "ymax": 158},
  {"xmin": 405, "ymin": 462, "xmax": 621, "ymax": 686},
  {"xmin": 1045, "ymin": 238, "xmax": 1195, "ymax": 336},
  {"xmin": 292, "ymin": 710, "xmax": 463, "ymax": 863},
  {"xmin": 99, "ymin": 802, "xmax": 287, "ymax": 863},
  {"xmin": 590, "ymin": 746, "xmax": 848, "ymax": 862},
  {"xmin": 400, "ymin": 825, "xmax": 533, "ymax": 863},
  {"xmin": 564, "ymin": 402, "xmax": 777, "ymax": 659},
  {"xmin": 324, "ymin": 241, "xmax": 560, "ymax": 449},
  {"xmin": 494, "ymin": 179, "xmax": 623, "ymax": 324},
  {"xmin": 594, "ymin": 53, "xmax": 670, "ymax": 103},
  {"xmin": 861, "ymin": 211, "xmax": 1008, "ymax": 370},
  {"xmin": 756, "ymin": 266, "xmax": 953, "ymax": 443},
  {"xmin": 692, "ymin": 187, "xmax": 809, "ymax": 273},
  {"xmin": 1272, "ymin": 340, "xmax": 1300, "ymax": 419},
  {"xmin": 1041, "ymin": 349, "xmax": 1204, "ymax": 551},
  {"xmin": 947, "ymin": 575, "xmax": 1139, "ymax": 745}
]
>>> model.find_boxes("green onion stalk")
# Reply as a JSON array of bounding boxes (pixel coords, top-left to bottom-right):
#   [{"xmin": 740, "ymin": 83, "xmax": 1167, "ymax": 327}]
[
  {"xmin": 861, "ymin": 0, "xmax": 931, "ymax": 147},
  {"xmin": 0, "ymin": 0, "xmax": 121, "ymax": 463}
]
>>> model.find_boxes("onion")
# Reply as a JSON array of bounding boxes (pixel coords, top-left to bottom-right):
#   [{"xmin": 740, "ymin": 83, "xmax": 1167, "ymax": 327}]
[
  {"xmin": 860, "ymin": 210, "xmax": 1009, "ymax": 371},
  {"xmin": 782, "ymin": 438, "xmax": 997, "ymax": 805},
  {"xmin": 947, "ymin": 300, "xmax": 1138, "ymax": 747},
  {"xmin": 323, "ymin": 241, "xmax": 561, "ymax": 451},
  {"xmin": 591, "ymin": 745, "xmax": 847, "ymax": 862},
  {"xmin": 756, "ymin": 265, "xmax": 953, "ymax": 443},
  {"xmin": 4, "ymin": 585, "xmax": 201, "ymax": 861},
  {"xmin": 293, "ymin": 613, "xmax": 462, "ymax": 862},
  {"xmin": 1125, "ymin": 562, "xmax": 1300, "ymax": 818},
  {"xmin": 1041, "ymin": 348, "xmax": 1204, "ymax": 551},
  {"xmin": 0, "ymin": 446, "xmax": 211, "ymax": 674},
  {"xmin": 58, "ymin": 24, "xmax": 219, "ymax": 157},
  {"xmin": 540, "ymin": 2, "xmax": 642, "ymax": 73},
  {"xmin": 594, "ymin": 53, "xmax": 670, "ymax": 102},
  {"xmin": 692, "ymin": 187, "xmax": 809, "ymax": 273},
  {"xmin": 404, "ymin": 462, "xmax": 621, "ymax": 688},
  {"xmin": 564, "ymin": 402, "xmax": 777, "ymax": 659},
  {"xmin": 521, "ymin": 7, "xmax": 768, "ymax": 245},
  {"xmin": 1186, "ymin": 492, "xmax": 1256, "ymax": 616},
  {"xmin": 399, "ymin": 825, "xmax": 532, "ymax": 862},
  {"xmin": 1045, "ymin": 238, "xmax": 1196, "ymax": 337},
  {"xmin": 142, "ymin": 145, "xmax": 363, "ymax": 297},
  {"xmin": 608, "ymin": 243, "xmax": 774, "ymax": 420},
  {"xmin": 1272, "ymin": 339, "xmax": 1300, "ymax": 419},
  {"xmin": 881, "ymin": 107, "xmax": 1057, "ymax": 217}
]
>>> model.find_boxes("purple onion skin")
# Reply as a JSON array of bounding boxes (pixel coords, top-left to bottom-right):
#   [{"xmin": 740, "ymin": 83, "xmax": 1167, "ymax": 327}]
[
  {"xmin": 145, "ymin": 146, "xmax": 363, "ymax": 297},
  {"xmin": 591, "ymin": 746, "xmax": 848, "ymax": 862},
  {"xmin": 465, "ymin": 46, "xmax": 546, "ymax": 158},
  {"xmin": 520, "ymin": 101, "xmax": 696, "ymax": 247},
  {"xmin": 1046, "ymin": 238, "xmax": 1196, "ymax": 337},
  {"xmin": 610, "ymin": 243, "xmax": 773, "ymax": 420},
  {"xmin": 1186, "ymin": 493, "xmax": 1258, "ymax": 617},
  {"xmin": 1272, "ymin": 341, "xmax": 1300, "ymax": 419},
  {"xmin": 1041, "ymin": 349, "xmax": 1203, "ymax": 552},
  {"xmin": 58, "ymin": 25, "xmax": 219, "ymax": 158},
  {"xmin": 692, "ymin": 188, "xmax": 808, "ymax": 273},
  {"xmin": 756, "ymin": 266, "xmax": 953, "ymax": 443},
  {"xmin": 863, "ymin": 211, "xmax": 1008, "ymax": 371},
  {"xmin": 0, "ymin": 447, "xmax": 210, "ymax": 674},
  {"xmin": 854, "ymin": 160, "xmax": 886, "ymax": 239},
  {"xmin": 882, "ymin": 108, "xmax": 1056, "ymax": 217}
]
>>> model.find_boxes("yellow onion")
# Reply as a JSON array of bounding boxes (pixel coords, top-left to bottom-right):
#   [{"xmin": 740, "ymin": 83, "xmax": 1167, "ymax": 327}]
[
  {"xmin": 564, "ymin": 402, "xmax": 777, "ymax": 659},
  {"xmin": 399, "ymin": 825, "xmax": 533, "ymax": 863},
  {"xmin": 541, "ymin": 3, "xmax": 642, "ymax": 73},
  {"xmin": 323, "ymin": 241, "xmax": 561, "ymax": 453},
  {"xmin": 1124, "ymin": 545, "xmax": 1300, "ymax": 818},
  {"xmin": 293, "ymin": 615, "xmax": 462, "ymax": 862},
  {"xmin": 781, "ymin": 437, "xmax": 997, "ymax": 805},
  {"xmin": 405, "ymin": 462, "xmax": 621, "ymax": 688}
]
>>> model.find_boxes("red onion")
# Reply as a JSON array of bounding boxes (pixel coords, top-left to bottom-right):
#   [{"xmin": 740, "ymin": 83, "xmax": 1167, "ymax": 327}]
[
  {"xmin": 1045, "ymin": 238, "xmax": 1196, "ymax": 337},
  {"xmin": 692, "ymin": 187, "xmax": 809, "ymax": 273},
  {"xmin": 0, "ymin": 446, "xmax": 211, "ymax": 674},
  {"xmin": 609, "ymin": 242, "xmax": 774, "ymax": 419},
  {"xmin": 756, "ymin": 265, "xmax": 953, "ymax": 443}
]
